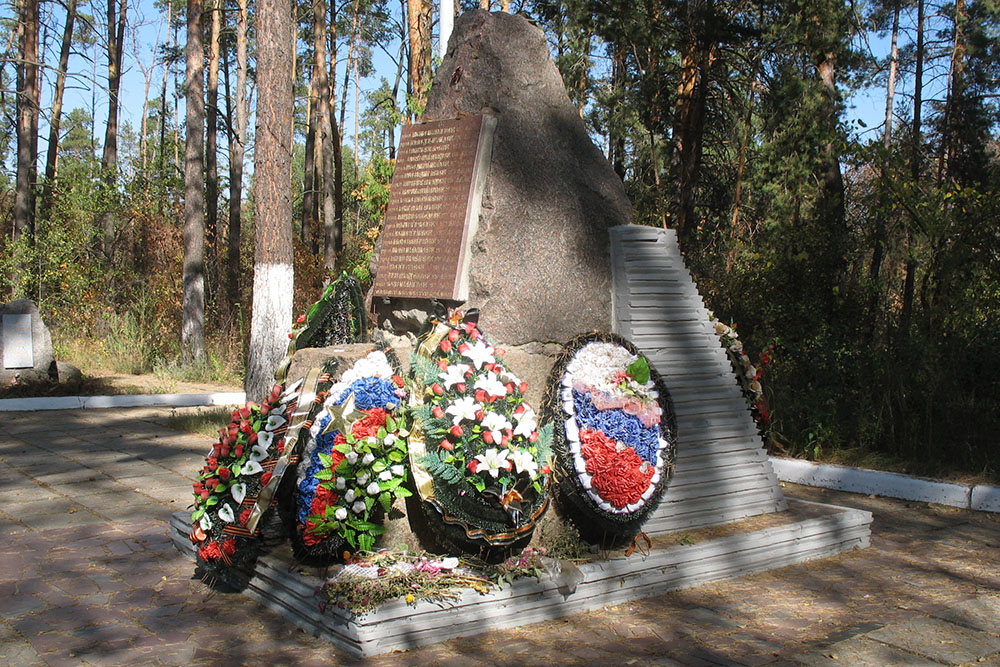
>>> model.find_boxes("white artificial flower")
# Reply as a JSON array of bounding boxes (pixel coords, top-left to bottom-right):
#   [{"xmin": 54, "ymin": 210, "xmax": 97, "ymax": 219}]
[
  {"xmin": 257, "ymin": 430, "xmax": 273, "ymax": 449},
  {"xmin": 249, "ymin": 443, "xmax": 270, "ymax": 463},
  {"xmin": 440, "ymin": 557, "xmax": 459, "ymax": 569},
  {"xmin": 352, "ymin": 500, "xmax": 366, "ymax": 514},
  {"xmin": 327, "ymin": 351, "xmax": 394, "ymax": 403},
  {"xmin": 357, "ymin": 472, "xmax": 370, "ymax": 486},
  {"xmin": 229, "ymin": 482, "xmax": 247, "ymax": 505},
  {"xmin": 366, "ymin": 481, "xmax": 381, "ymax": 496},
  {"xmin": 335, "ymin": 507, "xmax": 348, "ymax": 521},
  {"xmin": 481, "ymin": 411, "xmax": 512, "ymax": 444},
  {"xmin": 462, "ymin": 340, "xmax": 495, "ymax": 370},
  {"xmin": 361, "ymin": 452, "xmax": 376, "ymax": 466},
  {"xmin": 383, "ymin": 433, "xmax": 397, "ymax": 446},
  {"xmin": 499, "ymin": 367, "xmax": 521, "ymax": 386},
  {"xmin": 265, "ymin": 414, "xmax": 287, "ymax": 431},
  {"xmin": 473, "ymin": 372, "xmax": 507, "ymax": 398},
  {"xmin": 346, "ymin": 451, "xmax": 359, "ymax": 465},
  {"xmin": 509, "ymin": 448, "xmax": 539, "ymax": 478},
  {"xmin": 474, "ymin": 448, "xmax": 509, "ymax": 479},
  {"xmin": 335, "ymin": 477, "xmax": 346, "ymax": 490},
  {"xmin": 565, "ymin": 342, "xmax": 638, "ymax": 394},
  {"xmin": 241, "ymin": 460, "xmax": 263, "ymax": 475},
  {"xmin": 218, "ymin": 503, "xmax": 235, "ymax": 523},
  {"xmin": 438, "ymin": 363, "xmax": 471, "ymax": 389},
  {"xmin": 513, "ymin": 407, "xmax": 538, "ymax": 438},
  {"xmin": 345, "ymin": 489, "xmax": 356, "ymax": 502},
  {"xmin": 390, "ymin": 464, "xmax": 405, "ymax": 478},
  {"xmin": 199, "ymin": 514, "xmax": 212, "ymax": 531},
  {"xmin": 446, "ymin": 396, "xmax": 481, "ymax": 424},
  {"xmin": 378, "ymin": 470, "xmax": 392, "ymax": 481}
]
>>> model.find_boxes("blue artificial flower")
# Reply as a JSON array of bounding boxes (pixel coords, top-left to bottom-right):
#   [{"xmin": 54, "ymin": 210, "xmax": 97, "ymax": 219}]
[{"xmin": 572, "ymin": 390, "xmax": 659, "ymax": 465}]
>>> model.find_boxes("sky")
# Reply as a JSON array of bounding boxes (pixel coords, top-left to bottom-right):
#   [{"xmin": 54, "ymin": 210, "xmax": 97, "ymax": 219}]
[{"xmin": 17, "ymin": 1, "xmax": 952, "ymax": 178}]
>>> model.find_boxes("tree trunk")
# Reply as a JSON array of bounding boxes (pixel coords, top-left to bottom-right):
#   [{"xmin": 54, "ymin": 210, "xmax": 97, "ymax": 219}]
[
  {"xmin": 406, "ymin": 0, "xmax": 432, "ymax": 117},
  {"xmin": 100, "ymin": 0, "xmax": 127, "ymax": 260},
  {"xmin": 40, "ymin": 0, "xmax": 77, "ymax": 222},
  {"xmin": 227, "ymin": 0, "xmax": 250, "ymax": 311},
  {"xmin": 302, "ymin": 67, "xmax": 318, "ymax": 246},
  {"xmin": 159, "ymin": 0, "xmax": 173, "ymax": 176},
  {"xmin": 937, "ymin": 0, "xmax": 966, "ymax": 185},
  {"xmin": 14, "ymin": 0, "xmax": 40, "ymax": 247},
  {"xmin": 205, "ymin": 0, "xmax": 221, "ymax": 305},
  {"xmin": 870, "ymin": 0, "xmax": 899, "ymax": 285},
  {"xmin": 901, "ymin": 0, "xmax": 925, "ymax": 337},
  {"xmin": 183, "ymin": 0, "xmax": 206, "ymax": 364},
  {"xmin": 315, "ymin": 0, "xmax": 340, "ymax": 270},
  {"xmin": 728, "ymin": 74, "xmax": 758, "ymax": 273},
  {"xmin": 247, "ymin": 0, "xmax": 295, "ymax": 402}
]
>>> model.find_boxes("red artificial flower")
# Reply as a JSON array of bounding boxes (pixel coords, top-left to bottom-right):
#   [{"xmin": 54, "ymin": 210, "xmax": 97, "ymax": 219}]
[
  {"xmin": 467, "ymin": 459, "xmax": 479, "ymax": 473},
  {"xmin": 456, "ymin": 383, "xmax": 466, "ymax": 393},
  {"xmin": 448, "ymin": 329, "xmax": 460, "ymax": 342},
  {"xmin": 248, "ymin": 432, "xmax": 258, "ymax": 445},
  {"xmin": 277, "ymin": 439, "xmax": 285, "ymax": 455},
  {"xmin": 458, "ymin": 343, "xmax": 470, "ymax": 354},
  {"xmin": 440, "ymin": 440, "xmax": 454, "ymax": 451},
  {"xmin": 440, "ymin": 339, "xmax": 453, "ymax": 353},
  {"xmin": 529, "ymin": 431, "xmax": 539, "ymax": 443},
  {"xmin": 392, "ymin": 375, "xmax": 405, "ymax": 387},
  {"xmin": 579, "ymin": 428, "xmax": 653, "ymax": 509},
  {"xmin": 288, "ymin": 332, "xmax": 294, "ymax": 339},
  {"xmin": 519, "ymin": 382, "xmax": 528, "ymax": 393},
  {"xmin": 240, "ymin": 420, "xmax": 252, "ymax": 434},
  {"xmin": 475, "ymin": 409, "xmax": 485, "ymax": 421},
  {"xmin": 222, "ymin": 538, "xmax": 237, "ymax": 555},
  {"xmin": 540, "ymin": 464, "xmax": 552, "ymax": 475},
  {"xmin": 483, "ymin": 430, "xmax": 494, "ymax": 444},
  {"xmin": 501, "ymin": 435, "xmax": 510, "ymax": 447},
  {"xmin": 296, "ymin": 314, "xmax": 306, "ymax": 324},
  {"xmin": 193, "ymin": 482, "xmax": 204, "ymax": 494},
  {"xmin": 198, "ymin": 541, "xmax": 223, "ymax": 562},
  {"xmin": 260, "ymin": 471, "xmax": 273, "ymax": 486},
  {"xmin": 432, "ymin": 384, "xmax": 444, "ymax": 396},
  {"xmin": 433, "ymin": 406, "xmax": 445, "ymax": 419},
  {"xmin": 505, "ymin": 383, "xmax": 515, "ymax": 395},
  {"xmin": 234, "ymin": 445, "xmax": 244, "ymax": 458},
  {"xmin": 475, "ymin": 390, "xmax": 487, "ymax": 403},
  {"xmin": 438, "ymin": 359, "xmax": 449, "ymax": 370},
  {"xmin": 218, "ymin": 467, "xmax": 231, "ymax": 481},
  {"xmin": 450, "ymin": 425, "xmax": 464, "ymax": 438},
  {"xmin": 208, "ymin": 458, "xmax": 219, "ymax": 471}
]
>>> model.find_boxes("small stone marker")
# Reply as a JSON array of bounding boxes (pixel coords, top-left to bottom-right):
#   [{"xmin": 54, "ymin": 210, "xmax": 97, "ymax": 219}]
[
  {"xmin": 2, "ymin": 314, "xmax": 33, "ymax": 368},
  {"xmin": 373, "ymin": 115, "xmax": 496, "ymax": 301}
]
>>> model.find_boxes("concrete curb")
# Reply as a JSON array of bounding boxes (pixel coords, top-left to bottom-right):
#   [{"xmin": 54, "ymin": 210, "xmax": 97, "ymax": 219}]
[
  {"xmin": 770, "ymin": 456, "xmax": 1000, "ymax": 514},
  {"xmin": 0, "ymin": 392, "xmax": 246, "ymax": 412}
]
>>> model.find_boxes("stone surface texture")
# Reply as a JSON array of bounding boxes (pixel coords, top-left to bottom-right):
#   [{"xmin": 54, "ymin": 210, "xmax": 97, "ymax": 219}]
[
  {"xmin": 1, "ymin": 407, "xmax": 999, "ymax": 665},
  {"xmin": 421, "ymin": 10, "xmax": 632, "ymax": 345},
  {"xmin": 0, "ymin": 299, "xmax": 54, "ymax": 384}
]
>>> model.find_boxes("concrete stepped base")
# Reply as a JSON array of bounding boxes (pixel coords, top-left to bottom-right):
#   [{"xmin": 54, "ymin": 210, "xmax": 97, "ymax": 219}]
[{"xmin": 170, "ymin": 498, "xmax": 871, "ymax": 658}]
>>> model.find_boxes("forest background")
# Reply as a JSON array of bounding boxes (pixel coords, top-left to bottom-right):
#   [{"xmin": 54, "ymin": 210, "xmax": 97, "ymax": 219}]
[{"xmin": 1, "ymin": 0, "xmax": 998, "ymax": 481}]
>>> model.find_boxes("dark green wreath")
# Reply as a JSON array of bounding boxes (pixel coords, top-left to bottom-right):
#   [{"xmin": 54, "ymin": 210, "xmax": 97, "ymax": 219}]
[
  {"xmin": 540, "ymin": 332, "xmax": 677, "ymax": 546},
  {"xmin": 408, "ymin": 308, "xmax": 553, "ymax": 563}
]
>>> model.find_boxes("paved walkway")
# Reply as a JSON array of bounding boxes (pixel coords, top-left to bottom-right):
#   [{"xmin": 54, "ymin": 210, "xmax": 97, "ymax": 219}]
[{"xmin": 1, "ymin": 407, "xmax": 998, "ymax": 666}]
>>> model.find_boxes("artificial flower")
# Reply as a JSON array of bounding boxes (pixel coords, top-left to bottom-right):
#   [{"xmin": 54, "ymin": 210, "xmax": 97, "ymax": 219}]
[
  {"xmin": 481, "ymin": 411, "xmax": 513, "ymax": 445},
  {"xmin": 462, "ymin": 340, "xmax": 495, "ymax": 370},
  {"xmin": 475, "ymin": 448, "xmax": 509, "ymax": 478},
  {"xmin": 473, "ymin": 371, "xmax": 507, "ymax": 399},
  {"xmin": 446, "ymin": 396, "xmax": 481, "ymax": 424},
  {"xmin": 510, "ymin": 448, "xmax": 539, "ymax": 478}
]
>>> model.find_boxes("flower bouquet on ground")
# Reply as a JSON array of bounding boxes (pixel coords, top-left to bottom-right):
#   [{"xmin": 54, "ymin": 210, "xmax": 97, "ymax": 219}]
[
  {"xmin": 406, "ymin": 308, "xmax": 553, "ymax": 561},
  {"xmin": 189, "ymin": 380, "xmax": 303, "ymax": 586},
  {"xmin": 293, "ymin": 349, "xmax": 411, "ymax": 562},
  {"xmin": 542, "ymin": 333, "xmax": 676, "ymax": 546}
]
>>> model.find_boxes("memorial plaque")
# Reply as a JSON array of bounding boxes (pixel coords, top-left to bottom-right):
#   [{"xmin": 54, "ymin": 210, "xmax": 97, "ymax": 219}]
[
  {"xmin": 374, "ymin": 115, "xmax": 496, "ymax": 300},
  {"xmin": 2, "ymin": 314, "xmax": 34, "ymax": 369}
]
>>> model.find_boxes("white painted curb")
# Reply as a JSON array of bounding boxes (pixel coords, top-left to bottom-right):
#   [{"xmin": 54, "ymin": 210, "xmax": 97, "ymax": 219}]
[
  {"xmin": 770, "ymin": 456, "xmax": 999, "ymax": 514},
  {"xmin": 0, "ymin": 392, "xmax": 246, "ymax": 412}
]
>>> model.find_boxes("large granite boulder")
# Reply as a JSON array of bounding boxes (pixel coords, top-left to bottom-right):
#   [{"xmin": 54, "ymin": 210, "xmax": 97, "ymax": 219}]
[
  {"xmin": 422, "ymin": 10, "xmax": 633, "ymax": 345},
  {"xmin": 0, "ymin": 299, "xmax": 54, "ymax": 385}
]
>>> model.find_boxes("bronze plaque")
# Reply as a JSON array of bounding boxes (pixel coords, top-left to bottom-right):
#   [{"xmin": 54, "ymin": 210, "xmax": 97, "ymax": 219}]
[{"xmin": 374, "ymin": 115, "xmax": 496, "ymax": 300}]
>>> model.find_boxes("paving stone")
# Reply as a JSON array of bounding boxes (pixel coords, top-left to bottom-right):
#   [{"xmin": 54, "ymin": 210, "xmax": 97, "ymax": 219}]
[
  {"xmin": 866, "ymin": 616, "xmax": 1000, "ymax": 665},
  {"xmin": 793, "ymin": 636, "xmax": 940, "ymax": 666},
  {"xmin": 931, "ymin": 595, "xmax": 1000, "ymax": 634}
]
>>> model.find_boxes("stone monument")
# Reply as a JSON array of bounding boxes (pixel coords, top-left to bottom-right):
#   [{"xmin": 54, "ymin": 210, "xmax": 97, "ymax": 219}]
[
  {"xmin": 0, "ymin": 300, "xmax": 54, "ymax": 385},
  {"xmin": 375, "ymin": 9, "xmax": 633, "ymax": 345}
]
